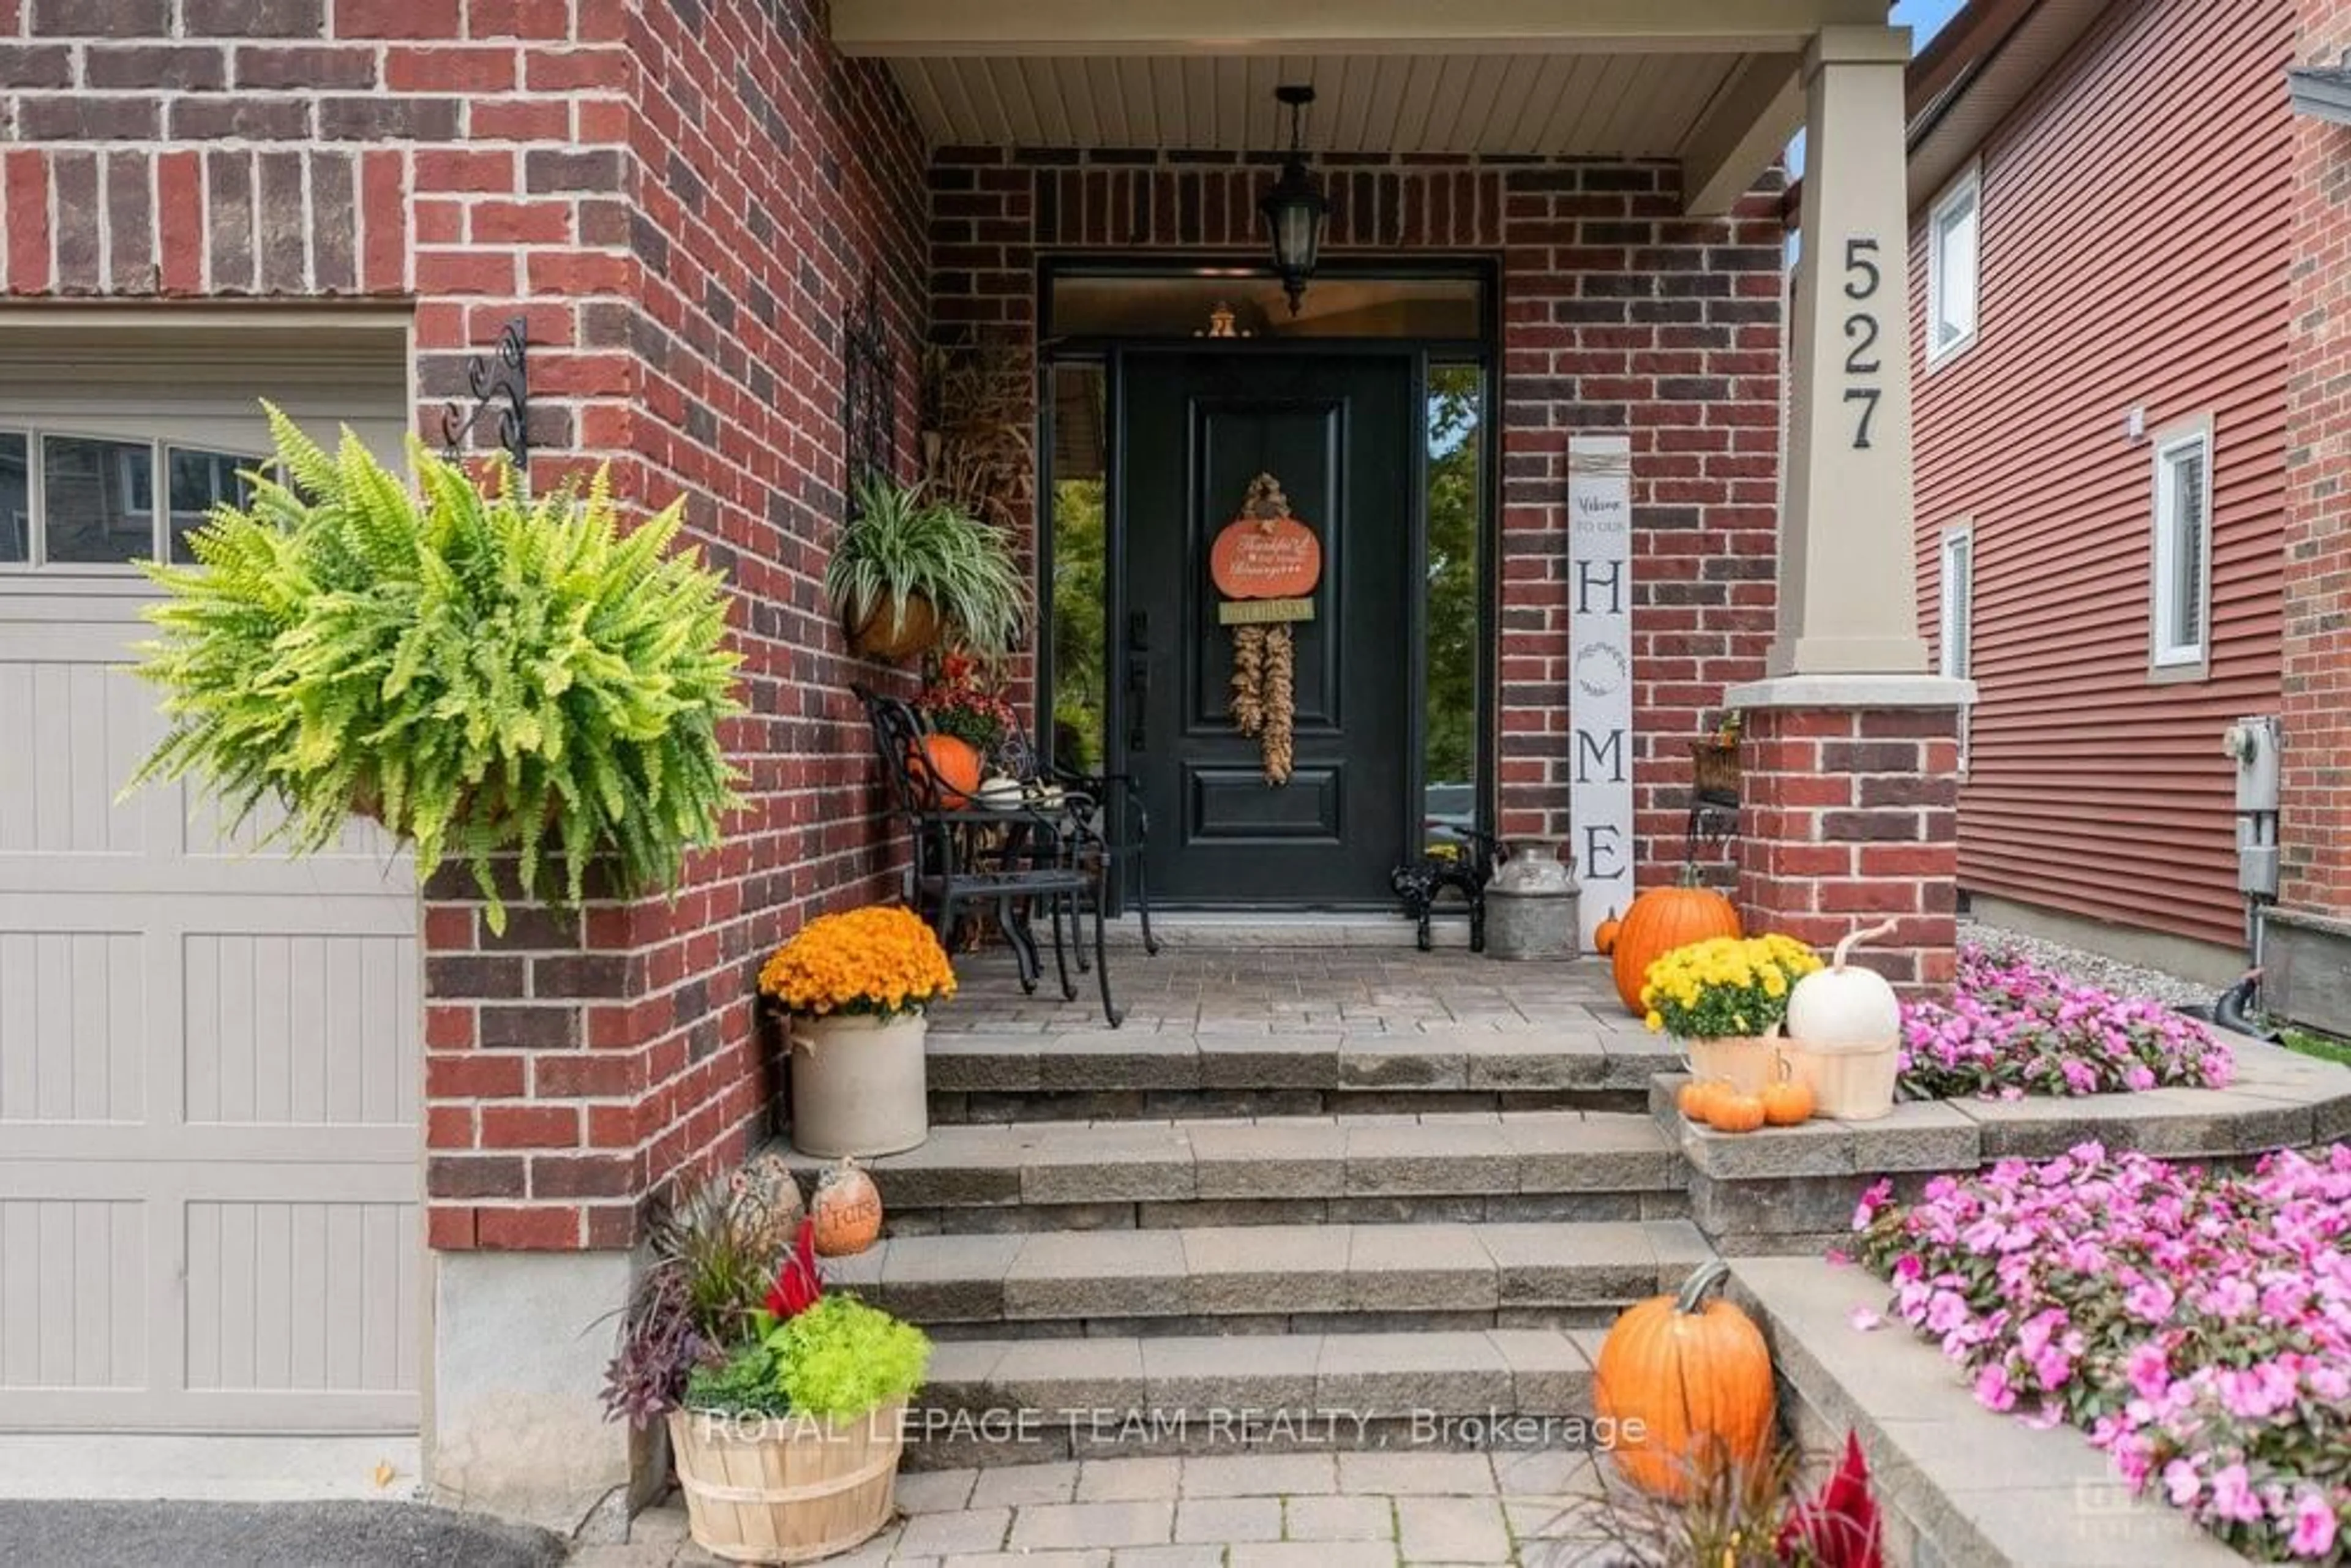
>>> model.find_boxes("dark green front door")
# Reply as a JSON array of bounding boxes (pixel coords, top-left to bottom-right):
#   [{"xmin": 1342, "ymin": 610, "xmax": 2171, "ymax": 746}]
[{"xmin": 1119, "ymin": 352, "xmax": 1415, "ymax": 906}]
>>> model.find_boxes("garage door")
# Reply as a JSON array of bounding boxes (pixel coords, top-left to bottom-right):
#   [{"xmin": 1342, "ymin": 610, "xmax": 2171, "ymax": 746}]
[{"xmin": 0, "ymin": 326, "xmax": 424, "ymax": 1436}]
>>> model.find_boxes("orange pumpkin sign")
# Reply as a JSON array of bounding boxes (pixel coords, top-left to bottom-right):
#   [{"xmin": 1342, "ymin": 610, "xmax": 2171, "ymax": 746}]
[{"xmin": 1210, "ymin": 512, "xmax": 1321, "ymax": 601}]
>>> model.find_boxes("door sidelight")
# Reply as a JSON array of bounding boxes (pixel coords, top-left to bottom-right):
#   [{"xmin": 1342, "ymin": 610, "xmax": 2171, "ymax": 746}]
[{"xmin": 1125, "ymin": 610, "xmax": 1150, "ymax": 752}]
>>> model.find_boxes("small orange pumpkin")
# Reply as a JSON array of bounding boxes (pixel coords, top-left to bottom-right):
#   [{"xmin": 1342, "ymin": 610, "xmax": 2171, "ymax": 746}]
[
  {"xmin": 1762, "ymin": 1065, "xmax": 1816, "ymax": 1127},
  {"xmin": 1675, "ymin": 1079, "xmax": 1713, "ymax": 1122},
  {"xmin": 1608, "ymin": 880, "xmax": 1742, "ymax": 1016},
  {"xmin": 810, "ymin": 1157, "xmax": 883, "ymax": 1257},
  {"xmin": 1594, "ymin": 909, "xmax": 1623, "ymax": 956},
  {"xmin": 1594, "ymin": 1260, "xmax": 1778, "ymax": 1499},
  {"xmin": 906, "ymin": 733, "xmax": 982, "ymax": 808},
  {"xmin": 1704, "ymin": 1091, "xmax": 1767, "ymax": 1135}
]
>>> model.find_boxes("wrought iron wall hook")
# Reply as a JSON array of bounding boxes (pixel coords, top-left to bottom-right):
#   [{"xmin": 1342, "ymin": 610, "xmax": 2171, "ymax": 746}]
[
  {"xmin": 440, "ymin": 316, "xmax": 531, "ymax": 481},
  {"xmin": 841, "ymin": 273, "xmax": 898, "ymax": 520}
]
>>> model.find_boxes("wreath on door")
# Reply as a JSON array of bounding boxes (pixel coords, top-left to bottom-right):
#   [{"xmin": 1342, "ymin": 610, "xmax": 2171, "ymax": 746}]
[{"xmin": 1212, "ymin": 474, "xmax": 1321, "ymax": 786}]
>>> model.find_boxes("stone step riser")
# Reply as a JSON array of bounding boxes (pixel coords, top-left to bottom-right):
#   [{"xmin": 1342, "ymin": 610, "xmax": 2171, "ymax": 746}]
[
  {"xmin": 826, "ymin": 1220, "xmax": 1704, "ymax": 1340},
  {"xmin": 931, "ymin": 1087, "xmax": 1646, "ymax": 1122},
  {"xmin": 899, "ymin": 1328, "xmax": 1604, "ymax": 1471},
  {"xmin": 924, "ymin": 1035, "xmax": 1669, "ymax": 1103},
  {"xmin": 898, "ymin": 1410, "xmax": 1591, "ymax": 1469},
  {"xmin": 782, "ymin": 1112, "xmax": 1688, "ymax": 1236},
  {"xmin": 922, "ymin": 1305, "xmax": 1624, "ymax": 1340},
  {"xmin": 882, "ymin": 1189, "xmax": 1691, "ymax": 1236}
]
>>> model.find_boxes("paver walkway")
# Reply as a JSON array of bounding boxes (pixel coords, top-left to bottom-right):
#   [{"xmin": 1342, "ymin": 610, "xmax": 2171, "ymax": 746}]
[
  {"xmin": 932, "ymin": 942, "xmax": 1636, "ymax": 1038},
  {"xmin": 573, "ymin": 1450, "xmax": 1631, "ymax": 1567}
]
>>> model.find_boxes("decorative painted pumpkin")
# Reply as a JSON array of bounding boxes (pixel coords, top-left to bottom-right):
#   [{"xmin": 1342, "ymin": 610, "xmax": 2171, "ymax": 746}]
[
  {"xmin": 1209, "ymin": 512, "xmax": 1322, "ymax": 600},
  {"xmin": 726, "ymin": 1152, "xmax": 806, "ymax": 1259},
  {"xmin": 905, "ymin": 733, "xmax": 982, "ymax": 808},
  {"xmin": 810, "ymin": 1157, "xmax": 883, "ymax": 1257},
  {"xmin": 1786, "ymin": 918, "xmax": 1902, "ymax": 1046},
  {"xmin": 1761, "ymin": 1065, "xmax": 1816, "ymax": 1127},
  {"xmin": 1606, "ymin": 882, "xmax": 1743, "ymax": 1015},
  {"xmin": 1704, "ymin": 1091, "xmax": 1766, "ymax": 1135},
  {"xmin": 1594, "ymin": 1260, "xmax": 1778, "ymax": 1499}
]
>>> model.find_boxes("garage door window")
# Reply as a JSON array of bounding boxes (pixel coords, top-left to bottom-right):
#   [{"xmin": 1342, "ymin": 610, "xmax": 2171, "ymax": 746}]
[{"xmin": 0, "ymin": 427, "xmax": 260, "ymax": 569}]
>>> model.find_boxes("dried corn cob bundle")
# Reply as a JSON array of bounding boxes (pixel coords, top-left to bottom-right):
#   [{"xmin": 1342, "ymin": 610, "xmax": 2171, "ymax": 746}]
[
  {"xmin": 1261, "ymin": 624, "xmax": 1295, "ymax": 784},
  {"xmin": 1228, "ymin": 623, "xmax": 1267, "ymax": 736}
]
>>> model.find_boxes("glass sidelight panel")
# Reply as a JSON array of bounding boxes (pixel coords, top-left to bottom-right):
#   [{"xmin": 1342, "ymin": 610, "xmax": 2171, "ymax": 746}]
[
  {"xmin": 1423, "ymin": 363, "xmax": 1483, "ymax": 849},
  {"xmin": 1048, "ymin": 361, "xmax": 1108, "ymax": 773}
]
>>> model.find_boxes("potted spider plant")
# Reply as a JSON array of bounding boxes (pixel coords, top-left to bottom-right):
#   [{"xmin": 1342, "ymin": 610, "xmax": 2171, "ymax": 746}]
[{"xmin": 827, "ymin": 475, "xmax": 1025, "ymax": 662}]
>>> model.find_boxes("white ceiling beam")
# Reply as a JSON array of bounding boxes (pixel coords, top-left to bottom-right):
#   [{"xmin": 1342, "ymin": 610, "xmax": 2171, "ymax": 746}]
[
  {"xmin": 834, "ymin": 0, "xmax": 1888, "ymax": 58},
  {"xmin": 1679, "ymin": 53, "xmax": 1805, "ymax": 216}
]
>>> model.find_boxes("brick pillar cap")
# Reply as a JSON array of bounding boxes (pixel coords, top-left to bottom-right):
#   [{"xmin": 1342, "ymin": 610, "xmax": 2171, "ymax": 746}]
[{"xmin": 1727, "ymin": 674, "xmax": 1976, "ymax": 711}]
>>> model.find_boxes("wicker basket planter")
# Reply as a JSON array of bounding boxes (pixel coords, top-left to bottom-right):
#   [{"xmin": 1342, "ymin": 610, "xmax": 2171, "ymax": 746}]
[
  {"xmin": 667, "ymin": 1401, "xmax": 907, "ymax": 1566},
  {"xmin": 1683, "ymin": 1032, "xmax": 1786, "ymax": 1097},
  {"xmin": 1782, "ymin": 1037, "xmax": 1899, "ymax": 1121}
]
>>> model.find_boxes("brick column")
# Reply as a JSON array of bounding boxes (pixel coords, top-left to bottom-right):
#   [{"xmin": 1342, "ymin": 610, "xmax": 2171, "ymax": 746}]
[
  {"xmin": 1733, "ymin": 688, "xmax": 1963, "ymax": 993},
  {"xmin": 2284, "ymin": 1, "xmax": 2351, "ymax": 923}
]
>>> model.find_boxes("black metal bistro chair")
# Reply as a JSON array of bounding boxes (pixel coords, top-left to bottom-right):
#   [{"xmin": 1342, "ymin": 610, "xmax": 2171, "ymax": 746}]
[
  {"xmin": 1000, "ymin": 717, "xmax": 1161, "ymax": 959},
  {"xmin": 853, "ymin": 685, "xmax": 1123, "ymax": 1027}
]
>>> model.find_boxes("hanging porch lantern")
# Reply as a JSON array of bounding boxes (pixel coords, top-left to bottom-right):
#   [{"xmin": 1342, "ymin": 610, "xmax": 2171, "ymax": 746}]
[{"xmin": 1259, "ymin": 84, "xmax": 1328, "ymax": 317}]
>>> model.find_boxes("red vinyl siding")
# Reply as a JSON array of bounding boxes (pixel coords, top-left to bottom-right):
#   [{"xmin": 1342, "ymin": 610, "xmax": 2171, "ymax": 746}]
[{"xmin": 1910, "ymin": 0, "xmax": 2293, "ymax": 951}]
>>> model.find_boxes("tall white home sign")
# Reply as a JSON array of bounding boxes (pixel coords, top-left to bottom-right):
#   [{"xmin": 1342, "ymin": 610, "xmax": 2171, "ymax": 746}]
[{"xmin": 1567, "ymin": 435, "xmax": 1633, "ymax": 951}]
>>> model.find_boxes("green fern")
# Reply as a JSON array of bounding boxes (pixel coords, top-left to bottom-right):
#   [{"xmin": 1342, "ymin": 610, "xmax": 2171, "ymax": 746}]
[{"xmin": 126, "ymin": 405, "xmax": 744, "ymax": 933}]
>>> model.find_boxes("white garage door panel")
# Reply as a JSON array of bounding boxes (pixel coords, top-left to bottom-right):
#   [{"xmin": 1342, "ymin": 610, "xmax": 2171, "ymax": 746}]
[{"xmin": 0, "ymin": 348, "xmax": 422, "ymax": 1438}]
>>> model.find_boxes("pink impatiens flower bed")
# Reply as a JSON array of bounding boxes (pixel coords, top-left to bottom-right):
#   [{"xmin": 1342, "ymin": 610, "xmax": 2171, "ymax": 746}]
[
  {"xmin": 1897, "ymin": 946, "xmax": 2233, "ymax": 1101},
  {"xmin": 1853, "ymin": 1143, "xmax": 2351, "ymax": 1561}
]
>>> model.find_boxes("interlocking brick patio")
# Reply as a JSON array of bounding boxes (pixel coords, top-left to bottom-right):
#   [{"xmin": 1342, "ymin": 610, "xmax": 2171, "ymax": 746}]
[
  {"xmin": 932, "ymin": 940, "xmax": 1637, "ymax": 1038},
  {"xmin": 576, "ymin": 1450, "xmax": 1630, "ymax": 1567}
]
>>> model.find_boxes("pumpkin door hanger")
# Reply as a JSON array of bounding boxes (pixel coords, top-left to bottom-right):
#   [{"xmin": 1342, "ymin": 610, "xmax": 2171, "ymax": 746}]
[{"xmin": 1216, "ymin": 474, "xmax": 1321, "ymax": 787}]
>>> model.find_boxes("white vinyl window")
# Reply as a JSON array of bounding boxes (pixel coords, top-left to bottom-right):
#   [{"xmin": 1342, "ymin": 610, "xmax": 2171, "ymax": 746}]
[
  {"xmin": 2150, "ymin": 420, "xmax": 2214, "ymax": 676},
  {"xmin": 1927, "ymin": 163, "xmax": 1981, "ymax": 367},
  {"xmin": 1940, "ymin": 523, "xmax": 1974, "ymax": 769},
  {"xmin": 0, "ymin": 427, "xmax": 260, "ymax": 571}
]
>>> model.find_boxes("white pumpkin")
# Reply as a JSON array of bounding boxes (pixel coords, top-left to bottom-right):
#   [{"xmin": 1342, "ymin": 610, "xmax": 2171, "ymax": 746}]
[
  {"xmin": 975, "ymin": 775, "xmax": 1027, "ymax": 811},
  {"xmin": 1786, "ymin": 918, "xmax": 1902, "ymax": 1045}
]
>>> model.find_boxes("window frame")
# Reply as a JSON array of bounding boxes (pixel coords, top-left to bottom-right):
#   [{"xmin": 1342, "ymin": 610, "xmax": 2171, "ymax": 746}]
[
  {"xmin": 1925, "ymin": 161, "xmax": 1982, "ymax": 370},
  {"xmin": 1938, "ymin": 522, "xmax": 1974, "ymax": 771},
  {"xmin": 0, "ymin": 425, "xmax": 263, "ymax": 574},
  {"xmin": 2148, "ymin": 416, "xmax": 2215, "ymax": 680}
]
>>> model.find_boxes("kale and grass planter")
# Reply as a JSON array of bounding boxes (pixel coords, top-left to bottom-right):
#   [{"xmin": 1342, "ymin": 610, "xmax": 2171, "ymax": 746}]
[
  {"xmin": 788, "ymin": 1014, "xmax": 929, "ymax": 1159},
  {"xmin": 668, "ymin": 1402, "xmax": 906, "ymax": 1565}
]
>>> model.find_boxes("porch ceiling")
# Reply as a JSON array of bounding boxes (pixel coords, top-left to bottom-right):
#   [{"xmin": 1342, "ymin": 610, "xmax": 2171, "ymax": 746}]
[
  {"xmin": 883, "ymin": 53, "xmax": 1757, "ymax": 160},
  {"xmin": 837, "ymin": 0, "xmax": 1889, "ymax": 211}
]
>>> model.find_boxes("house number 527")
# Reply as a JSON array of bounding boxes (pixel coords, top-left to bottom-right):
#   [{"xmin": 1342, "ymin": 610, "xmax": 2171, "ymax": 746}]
[{"xmin": 1841, "ymin": 238, "xmax": 1883, "ymax": 451}]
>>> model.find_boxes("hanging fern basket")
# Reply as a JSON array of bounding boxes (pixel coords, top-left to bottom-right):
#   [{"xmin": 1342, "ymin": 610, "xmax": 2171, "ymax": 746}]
[
  {"xmin": 125, "ymin": 405, "xmax": 744, "ymax": 935},
  {"xmin": 844, "ymin": 591, "xmax": 941, "ymax": 662}
]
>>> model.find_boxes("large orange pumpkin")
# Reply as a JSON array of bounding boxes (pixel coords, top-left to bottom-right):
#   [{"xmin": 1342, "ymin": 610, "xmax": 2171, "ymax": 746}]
[
  {"xmin": 906, "ymin": 733, "xmax": 982, "ymax": 808},
  {"xmin": 1605, "ymin": 882, "xmax": 1742, "ymax": 1016},
  {"xmin": 1594, "ymin": 1260, "xmax": 1777, "ymax": 1499}
]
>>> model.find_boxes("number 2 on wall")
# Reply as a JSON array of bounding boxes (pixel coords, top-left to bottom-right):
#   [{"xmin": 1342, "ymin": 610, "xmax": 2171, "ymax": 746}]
[{"xmin": 1842, "ymin": 238, "xmax": 1883, "ymax": 451}]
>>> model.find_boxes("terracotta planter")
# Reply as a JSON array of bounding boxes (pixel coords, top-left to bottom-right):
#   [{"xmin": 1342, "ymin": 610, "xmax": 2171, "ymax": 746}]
[
  {"xmin": 788, "ymin": 1012, "xmax": 929, "ymax": 1158},
  {"xmin": 1682, "ymin": 1030, "xmax": 1786, "ymax": 1097},
  {"xmin": 668, "ymin": 1402, "xmax": 905, "ymax": 1565},
  {"xmin": 844, "ymin": 593, "xmax": 940, "ymax": 662},
  {"xmin": 1783, "ymin": 1037, "xmax": 1899, "ymax": 1121}
]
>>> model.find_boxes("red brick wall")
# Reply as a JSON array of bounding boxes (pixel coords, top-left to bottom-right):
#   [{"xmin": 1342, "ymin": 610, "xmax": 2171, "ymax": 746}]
[
  {"xmin": 2286, "ymin": 0, "xmax": 2351, "ymax": 921},
  {"xmin": 928, "ymin": 149, "xmax": 1787, "ymax": 890},
  {"xmin": 0, "ymin": 0, "xmax": 930, "ymax": 1248},
  {"xmin": 1736, "ymin": 705, "xmax": 1962, "ymax": 991}
]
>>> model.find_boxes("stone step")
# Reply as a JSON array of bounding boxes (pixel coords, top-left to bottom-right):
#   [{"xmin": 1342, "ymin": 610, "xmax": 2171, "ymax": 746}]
[
  {"xmin": 904, "ymin": 1326, "xmax": 1609, "ymax": 1468},
  {"xmin": 923, "ymin": 1026, "xmax": 1674, "ymax": 1122},
  {"xmin": 826, "ymin": 1218, "xmax": 1709, "ymax": 1337},
  {"xmin": 777, "ymin": 1111, "xmax": 1690, "ymax": 1235}
]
